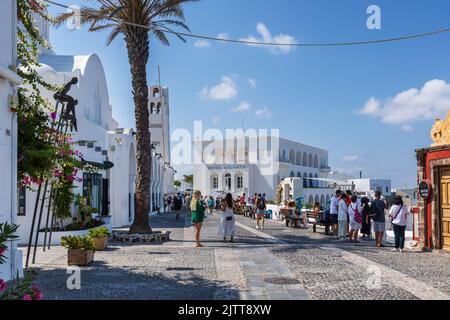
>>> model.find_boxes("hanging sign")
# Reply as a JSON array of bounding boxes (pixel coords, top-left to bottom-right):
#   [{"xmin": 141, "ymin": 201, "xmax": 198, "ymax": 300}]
[{"xmin": 418, "ymin": 180, "xmax": 432, "ymax": 201}]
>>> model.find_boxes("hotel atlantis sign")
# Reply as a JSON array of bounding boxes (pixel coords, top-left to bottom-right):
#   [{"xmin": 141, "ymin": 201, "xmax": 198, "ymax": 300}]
[{"xmin": 207, "ymin": 164, "xmax": 248, "ymax": 172}]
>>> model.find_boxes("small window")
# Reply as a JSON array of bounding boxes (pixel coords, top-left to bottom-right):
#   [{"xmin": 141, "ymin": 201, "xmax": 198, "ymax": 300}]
[
  {"xmin": 236, "ymin": 176, "xmax": 244, "ymax": 189},
  {"xmin": 212, "ymin": 177, "xmax": 219, "ymax": 189},
  {"xmin": 386, "ymin": 187, "xmax": 389, "ymax": 193}
]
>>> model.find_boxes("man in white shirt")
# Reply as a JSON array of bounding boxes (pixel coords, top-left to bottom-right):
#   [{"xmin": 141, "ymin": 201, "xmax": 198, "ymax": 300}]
[{"xmin": 330, "ymin": 190, "xmax": 342, "ymax": 239}]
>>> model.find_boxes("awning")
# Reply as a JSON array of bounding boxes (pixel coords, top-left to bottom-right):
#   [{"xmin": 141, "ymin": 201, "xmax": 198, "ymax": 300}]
[{"xmin": 81, "ymin": 159, "xmax": 114, "ymax": 170}]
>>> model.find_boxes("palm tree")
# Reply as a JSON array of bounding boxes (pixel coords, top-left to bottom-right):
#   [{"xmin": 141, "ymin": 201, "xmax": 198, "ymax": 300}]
[
  {"xmin": 56, "ymin": 0, "xmax": 195, "ymax": 233},
  {"xmin": 182, "ymin": 174, "xmax": 193, "ymax": 185}
]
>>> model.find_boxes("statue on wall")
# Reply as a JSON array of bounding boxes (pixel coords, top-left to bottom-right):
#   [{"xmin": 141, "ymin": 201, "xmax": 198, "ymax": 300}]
[
  {"xmin": 54, "ymin": 77, "xmax": 79, "ymax": 132},
  {"xmin": 431, "ymin": 110, "xmax": 450, "ymax": 147}
]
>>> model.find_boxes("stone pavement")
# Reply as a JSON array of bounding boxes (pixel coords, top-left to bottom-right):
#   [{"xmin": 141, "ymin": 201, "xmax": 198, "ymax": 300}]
[{"xmin": 27, "ymin": 209, "xmax": 450, "ymax": 300}]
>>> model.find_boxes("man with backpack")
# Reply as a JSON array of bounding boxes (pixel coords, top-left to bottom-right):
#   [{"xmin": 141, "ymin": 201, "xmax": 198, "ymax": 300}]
[{"xmin": 255, "ymin": 193, "xmax": 266, "ymax": 230}]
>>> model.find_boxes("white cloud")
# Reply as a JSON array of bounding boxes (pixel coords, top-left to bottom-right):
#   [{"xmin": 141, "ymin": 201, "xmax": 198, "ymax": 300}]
[
  {"xmin": 341, "ymin": 155, "xmax": 359, "ymax": 162},
  {"xmin": 358, "ymin": 79, "xmax": 450, "ymax": 129},
  {"xmin": 194, "ymin": 40, "xmax": 210, "ymax": 48},
  {"xmin": 239, "ymin": 23, "xmax": 297, "ymax": 54},
  {"xmin": 231, "ymin": 101, "xmax": 251, "ymax": 113},
  {"xmin": 248, "ymin": 78, "xmax": 257, "ymax": 89},
  {"xmin": 255, "ymin": 107, "xmax": 272, "ymax": 119},
  {"xmin": 201, "ymin": 76, "xmax": 238, "ymax": 101}
]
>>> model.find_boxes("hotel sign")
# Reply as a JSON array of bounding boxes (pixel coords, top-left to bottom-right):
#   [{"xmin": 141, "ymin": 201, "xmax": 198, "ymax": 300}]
[{"xmin": 206, "ymin": 164, "xmax": 247, "ymax": 172}]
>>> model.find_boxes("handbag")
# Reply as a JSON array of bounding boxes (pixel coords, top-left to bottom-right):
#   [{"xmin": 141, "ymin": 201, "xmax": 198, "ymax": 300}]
[{"xmin": 226, "ymin": 216, "xmax": 233, "ymax": 221}]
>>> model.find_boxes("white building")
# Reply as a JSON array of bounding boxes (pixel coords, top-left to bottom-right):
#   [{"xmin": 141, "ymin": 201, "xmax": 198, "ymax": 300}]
[
  {"xmin": 0, "ymin": 0, "xmax": 23, "ymax": 281},
  {"xmin": 348, "ymin": 178, "xmax": 392, "ymax": 197},
  {"xmin": 194, "ymin": 136, "xmax": 333, "ymax": 204},
  {"xmin": 16, "ymin": 15, "xmax": 174, "ymax": 247}
]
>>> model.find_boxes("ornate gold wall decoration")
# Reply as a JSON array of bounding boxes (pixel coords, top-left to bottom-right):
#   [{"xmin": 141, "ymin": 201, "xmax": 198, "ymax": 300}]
[{"xmin": 431, "ymin": 110, "xmax": 450, "ymax": 147}]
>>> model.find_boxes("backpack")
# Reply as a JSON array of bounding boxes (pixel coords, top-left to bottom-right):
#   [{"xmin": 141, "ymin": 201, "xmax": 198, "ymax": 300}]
[
  {"xmin": 350, "ymin": 204, "xmax": 363, "ymax": 224},
  {"xmin": 257, "ymin": 199, "xmax": 266, "ymax": 210},
  {"xmin": 367, "ymin": 203, "xmax": 377, "ymax": 218}
]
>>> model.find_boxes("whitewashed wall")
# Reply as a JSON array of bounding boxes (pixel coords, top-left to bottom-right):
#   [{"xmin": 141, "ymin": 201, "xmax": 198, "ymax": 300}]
[{"xmin": 0, "ymin": 0, "xmax": 22, "ymax": 281}]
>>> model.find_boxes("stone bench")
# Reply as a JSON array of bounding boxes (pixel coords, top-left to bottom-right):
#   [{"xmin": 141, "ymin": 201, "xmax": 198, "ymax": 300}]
[{"xmin": 112, "ymin": 231, "xmax": 171, "ymax": 243}]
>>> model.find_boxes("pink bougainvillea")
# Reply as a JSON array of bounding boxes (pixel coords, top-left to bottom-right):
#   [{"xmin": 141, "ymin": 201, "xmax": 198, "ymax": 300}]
[{"xmin": 0, "ymin": 279, "xmax": 7, "ymax": 293}]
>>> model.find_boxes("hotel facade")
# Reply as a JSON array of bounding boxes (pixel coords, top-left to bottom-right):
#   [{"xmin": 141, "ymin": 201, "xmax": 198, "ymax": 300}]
[{"xmin": 194, "ymin": 136, "xmax": 333, "ymax": 204}]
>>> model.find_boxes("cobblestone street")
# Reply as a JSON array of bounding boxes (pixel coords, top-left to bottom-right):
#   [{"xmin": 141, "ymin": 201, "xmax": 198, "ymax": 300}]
[{"xmin": 30, "ymin": 211, "xmax": 450, "ymax": 300}]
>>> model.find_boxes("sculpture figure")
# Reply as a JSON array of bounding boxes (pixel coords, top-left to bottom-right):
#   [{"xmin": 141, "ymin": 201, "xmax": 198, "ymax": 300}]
[{"xmin": 54, "ymin": 77, "xmax": 79, "ymax": 132}]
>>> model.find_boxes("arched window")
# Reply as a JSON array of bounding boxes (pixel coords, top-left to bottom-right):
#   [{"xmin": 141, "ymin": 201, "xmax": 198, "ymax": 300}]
[
  {"xmin": 320, "ymin": 195, "xmax": 325, "ymax": 206},
  {"xmin": 150, "ymin": 102, "xmax": 155, "ymax": 114},
  {"xmin": 290, "ymin": 171, "xmax": 295, "ymax": 178},
  {"xmin": 156, "ymin": 102, "xmax": 161, "ymax": 114},
  {"xmin": 235, "ymin": 173, "xmax": 244, "ymax": 189},
  {"xmin": 224, "ymin": 173, "xmax": 232, "ymax": 191},
  {"xmin": 309, "ymin": 173, "xmax": 313, "ymax": 188},
  {"xmin": 297, "ymin": 172, "xmax": 301, "ymax": 178},
  {"xmin": 296, "ymin": 151, "xmax": 302, "ymax": 165},
  {"xmin": 315, "ymin": 195, "xmax": 320, "ymax": 204},
  {"xmin": 303, "ymin": 152, "xmax": 308, "ymax": 166},
  {"xmin": 303, "ymin": 173, "xmax": 308, "ymax": 188},
  {"xmin": 289, "ymin": 149, "xmax": 295, "ymax": 164},
  {"xmin": 308, "ymin": 195, "xmax": 314, "ymax": 205},
  {"xmin": 308, "ymin": 154, "xmax": 313, "ymax": 167},
  {"xmin": 152, "ymin": 87, "xmax": 160, "ymax": 98},
  {"xmin": 326, "ymin": 195, "xmax": 330, "ymax": 205},
  {"xmin": 314, "ymin": 155, "xmax": 319, "ymax": 168},
  {"xmin": 211, "ymin": 174, "xmax": 219, "ymax": 190}
]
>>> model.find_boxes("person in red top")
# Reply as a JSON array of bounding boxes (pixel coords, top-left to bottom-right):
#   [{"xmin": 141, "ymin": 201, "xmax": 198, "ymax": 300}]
[
  {"xmin": 240, "ymin": 193, "xmax": 246, "ymax": 205},
  {"xmin": 344, "ymin": 190, "xmax": 353, "ymax": 235}
]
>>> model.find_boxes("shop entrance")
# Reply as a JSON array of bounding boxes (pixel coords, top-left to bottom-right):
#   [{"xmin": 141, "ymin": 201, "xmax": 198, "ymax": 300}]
[{"xmin": 439, "ymin": 168, "xmax": 450, "ymax": 251}]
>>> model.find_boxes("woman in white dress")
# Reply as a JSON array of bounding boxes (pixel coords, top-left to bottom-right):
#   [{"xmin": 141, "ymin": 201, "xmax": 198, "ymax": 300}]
[
  {"xmin": 218, "ymin": 193, "xmax": 235, "ymax": 242},
  {"xmin": 348, "ymin": 195, "xmax": 363, "ymax": 243},
  {"xmin": 338, "ymin": 194, "xmax": 348, "ymax": 240}
]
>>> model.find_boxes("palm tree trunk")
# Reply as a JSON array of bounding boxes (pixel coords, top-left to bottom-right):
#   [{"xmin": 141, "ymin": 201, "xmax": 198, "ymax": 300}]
[{"xmin": 126, "ymin": 27, "xmax": 152, "ymax": 234}]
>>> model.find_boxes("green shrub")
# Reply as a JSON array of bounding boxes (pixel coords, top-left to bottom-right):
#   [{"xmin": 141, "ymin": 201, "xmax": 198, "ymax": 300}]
[
  {"xmin": 61, "ymin": 236, "xmax": 95, "ymax": 251},
  {"xmin": 88, "ymin": 227, "xmax": 111, "ymax": 239}
]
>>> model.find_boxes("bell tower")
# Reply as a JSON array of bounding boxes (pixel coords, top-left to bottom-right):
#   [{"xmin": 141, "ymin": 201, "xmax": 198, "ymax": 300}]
[{"xmin": 149, "ymin": 84, "xmax": 170, "ymax": 164}]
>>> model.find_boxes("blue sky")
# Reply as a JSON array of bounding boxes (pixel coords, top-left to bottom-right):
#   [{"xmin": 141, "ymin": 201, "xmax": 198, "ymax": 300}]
[{"xmin": 46, "ymin": 0, "xmax": 450, "ymax": 188}]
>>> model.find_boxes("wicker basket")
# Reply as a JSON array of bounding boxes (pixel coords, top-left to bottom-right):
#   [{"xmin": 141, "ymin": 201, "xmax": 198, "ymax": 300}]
[{"xmin": 67, "ymin": 249, "xmax": 94, "ymax": 266}]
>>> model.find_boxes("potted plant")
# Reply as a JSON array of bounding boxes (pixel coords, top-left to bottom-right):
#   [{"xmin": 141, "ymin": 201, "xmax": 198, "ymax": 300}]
[
  {"xmin": 88, "ymin": 227, "xmax": 111, "ymax": 251},
  {"xmin": 61, "ymin": 235, "xmax": 95, "ymax": 266}
]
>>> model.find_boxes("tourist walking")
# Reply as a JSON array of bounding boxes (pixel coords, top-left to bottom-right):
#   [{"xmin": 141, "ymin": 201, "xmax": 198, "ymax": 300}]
[
  {"xmin": 360, "ymin": 197, "xmax": 371, "ymax": 239},
  {"xmin": 389, "ymin": 196, "xmax": 409, "ymax": 253},
  {"xmin": 185, "ymin": 193, "xmax": 192, "ymax": 217},
  {"xmin": 163, "ymin": 194, "xmax": 167, "ymax": 212},
  {"xmin": 330, "ymin": 190, "xmax": 342, "ymax": 239},
  {"xmin": 240, "ymin": 193, "xmax": 246, "ymax": 206},
  {"xmin": 338, "ymin": 193, "xmax": 348, "ymax": 240},
  {"xmin": 191, "ymin": 190, "xmax": 206, "ymax": 248},
  {"xmin": 255, "ymin": 194, "xmax": 266, "ymax": 230},
  {"xmin": 207, "ymin": 196, "xmax": 215, "ymax": 215},
  {"xmin": 348, "ymin": 195, "xmax": 362, "ymax": 243},
  {"xmin": 372, "ymin": 191, "xmax": 387, "ymax": 248},
  {"xmin": 218, "ymin": 193, "xmax": 235, "ymax": 242},
  {"xmin": 174, "ymin": 195, "xmax": 182, "ymax": 219}
]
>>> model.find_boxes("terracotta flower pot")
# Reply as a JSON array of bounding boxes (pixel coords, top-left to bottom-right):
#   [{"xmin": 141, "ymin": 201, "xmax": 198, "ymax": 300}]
[
  {"xmin": 67, "ymin": 249, "xmax": 94, "ymax": 266},
  {"xmin": 92, "ymin": 236, "xmax": 108, "ymax": 251}
]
